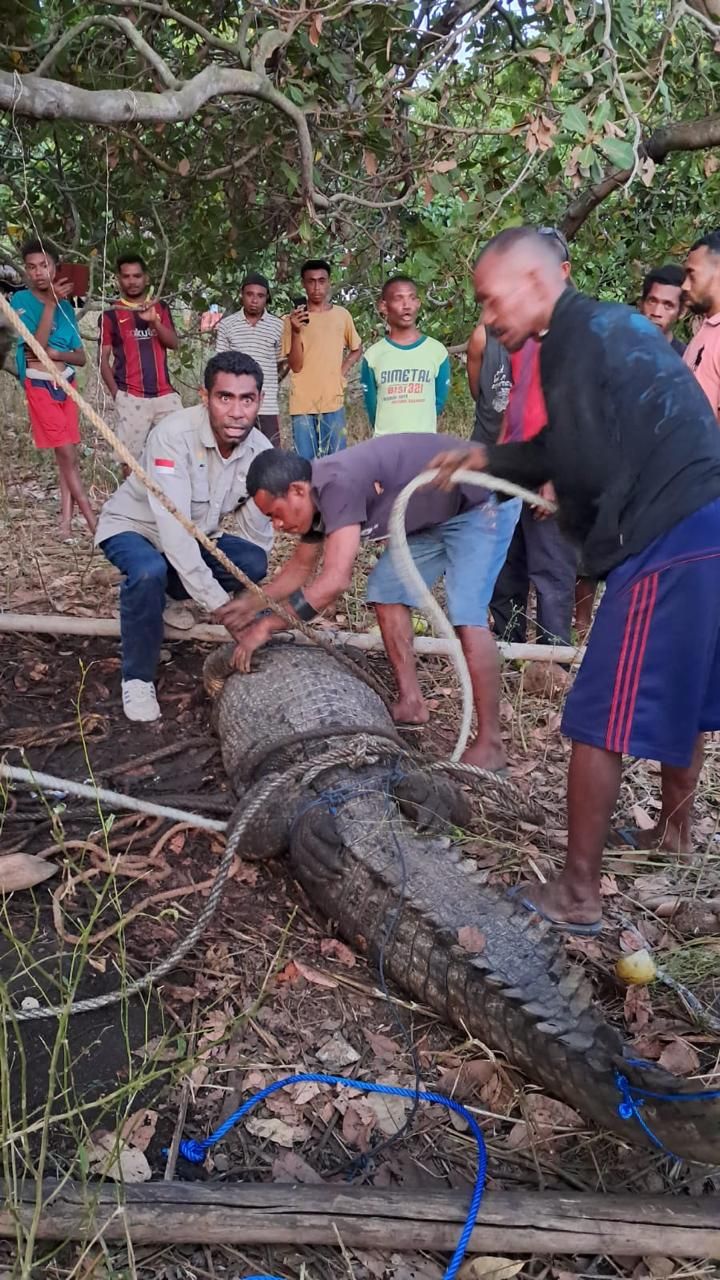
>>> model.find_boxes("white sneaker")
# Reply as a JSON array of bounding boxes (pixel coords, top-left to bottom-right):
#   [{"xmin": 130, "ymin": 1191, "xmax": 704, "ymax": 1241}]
[
  {"xmin": 122, "ymin": 679, "xmax": 161, "ymax": 722},
  {"xmin": 163, "ymin": 601, "xmax": 196, "ymax": 631}
]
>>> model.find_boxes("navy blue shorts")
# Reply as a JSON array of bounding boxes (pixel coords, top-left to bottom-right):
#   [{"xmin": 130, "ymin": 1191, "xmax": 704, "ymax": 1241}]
[{"xmin": 562, "ymin": 498, "xmax": 720, "ymax": 767}]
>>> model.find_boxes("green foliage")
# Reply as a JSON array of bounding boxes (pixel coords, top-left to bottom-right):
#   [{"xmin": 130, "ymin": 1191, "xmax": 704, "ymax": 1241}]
[{"xmin": 2, "ymin": 0, "xmax": 720, "ymax": 343}]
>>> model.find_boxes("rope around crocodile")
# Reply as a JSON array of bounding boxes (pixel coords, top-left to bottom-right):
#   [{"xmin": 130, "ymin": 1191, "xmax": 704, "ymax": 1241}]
[
  {"xmin": 1, "ymin": 290, "xmax": 552, "ymax": 1020},
  {"xmin": 6, "ymin": 731, "xmax": 531, "ymax": 1021}
]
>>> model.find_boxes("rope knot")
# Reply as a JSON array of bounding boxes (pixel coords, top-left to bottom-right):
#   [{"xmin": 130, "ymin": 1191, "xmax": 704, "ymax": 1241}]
[
  {"xmin": 350, "ymin": 735, "xmax": 373, "ymax": 768},
  {"xmin": 178, "ymin": 1137, "xmax": 207, "ymax": 1164}
]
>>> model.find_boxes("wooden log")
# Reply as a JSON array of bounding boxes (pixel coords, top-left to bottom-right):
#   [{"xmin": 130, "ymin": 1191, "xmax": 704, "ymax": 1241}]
[
  {"xmin": 0, "ymin": 613, "xmax": 584, "ymax": 665},
  {"xmin": 1, "ymin": 1182, "xmax": 718, "ymax": 1258}
]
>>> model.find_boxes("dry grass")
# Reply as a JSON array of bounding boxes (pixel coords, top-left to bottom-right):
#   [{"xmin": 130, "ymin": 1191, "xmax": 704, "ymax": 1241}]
[{"xmin": 0, "ymin": 392, "xmax": 719, "ymax": 1280}]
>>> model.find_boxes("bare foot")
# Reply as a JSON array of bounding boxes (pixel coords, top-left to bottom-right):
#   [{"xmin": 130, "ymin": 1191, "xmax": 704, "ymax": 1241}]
[
  {"xmin": 613, "ymin": 822, "xmax": 693, "ymax": 857},
  {"xmin": 391, "ymin": 696, "xmax": 429, "ymax": 726},
  {"xmin": 58, "ymin": 522, "xmax": 73, "ymax": 542},
  {"xmin": 461, "ymin": 739, "xmax": 507, "ymax": 773},
  {"xmin": 515, "ymin": 876, "xmax": 602, "ymax": 927}
]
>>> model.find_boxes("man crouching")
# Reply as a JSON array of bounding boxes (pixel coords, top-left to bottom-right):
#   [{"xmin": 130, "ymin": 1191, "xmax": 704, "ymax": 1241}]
[
  {"xmin": 216, "ymin": 435, "xmax": 515, "ymax": 772},
  {"xmin": 96, "ymin": 351, "xmax": 273, "ymax": 722}
]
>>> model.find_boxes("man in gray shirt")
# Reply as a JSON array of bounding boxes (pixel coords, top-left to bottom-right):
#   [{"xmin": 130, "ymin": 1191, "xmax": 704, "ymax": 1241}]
[
  {"xmin": 96, "ymin": 351, "xmax": 273, "ymax": 722},
  {"xmin": 218, "ymin": 435, "xmax": 516, "ymax": 772},
  {"xmin": 215, "ymin": 273, "xmax": 284, "ymax": 446}
]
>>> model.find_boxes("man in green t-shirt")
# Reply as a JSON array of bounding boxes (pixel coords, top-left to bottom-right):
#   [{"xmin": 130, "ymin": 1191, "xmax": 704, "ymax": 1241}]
[{"xmin": 360, "ymin": 276, "xmax": 450, "ymax": 435}]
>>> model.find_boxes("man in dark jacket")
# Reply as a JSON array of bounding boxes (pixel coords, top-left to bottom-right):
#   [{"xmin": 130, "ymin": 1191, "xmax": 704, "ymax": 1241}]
[{"xmin": 433, "ymin": 226, "xmax": 720, "ymax": 934}]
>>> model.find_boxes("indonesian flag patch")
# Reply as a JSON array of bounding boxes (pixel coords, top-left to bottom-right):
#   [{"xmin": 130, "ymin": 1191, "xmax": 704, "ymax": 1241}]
[{"xmin": 154, "ymin": 457, "xmax": 175, "ymax": 470}]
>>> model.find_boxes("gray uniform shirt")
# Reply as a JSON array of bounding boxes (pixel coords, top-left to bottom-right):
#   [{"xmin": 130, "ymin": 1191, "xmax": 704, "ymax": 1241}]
[{"xmin": 96, "ymin": 403, "xmax": 273, "ymax": 612}]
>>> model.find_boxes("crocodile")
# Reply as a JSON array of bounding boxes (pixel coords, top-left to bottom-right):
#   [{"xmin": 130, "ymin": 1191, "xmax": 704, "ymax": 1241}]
[{"xmin": 204, "ymin": 641, "xmax": 720, "ymax": 1164}]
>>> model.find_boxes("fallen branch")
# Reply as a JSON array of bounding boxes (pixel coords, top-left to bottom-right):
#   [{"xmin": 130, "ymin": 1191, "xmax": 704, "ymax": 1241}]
[
  {"xmin": 0, "ymin": 613, "xmax": 584, "ymax": 665},
  {"xmin": 2, "ymin": 1182, "xmax": 718, "ymax": 1257}
]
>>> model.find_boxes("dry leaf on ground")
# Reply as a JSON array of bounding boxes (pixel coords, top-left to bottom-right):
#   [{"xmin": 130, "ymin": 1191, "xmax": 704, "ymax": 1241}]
[
  {"xmin": 388, "ymin": 1255, "xmax": 443, "ymax": 1280},
  {"xmin": 624, "ymin": 983, "xmax": 653, "ymax": 1031},
  {"xmin": 86, "ymin": 1131, "xmax": 152, "ymax": 1183},
  {"xmin": 316, "ymin": 1030, "xmax": 360, "ymax": 1068},
  {"xmin": 565, "ymin": 935, "xmax": 603, "ymax": 961},
  {"xmin": 0, "ymin": 852, "xmax": 58, "ymax": 892},
  {"xmin": 524, "ymin": 1094, "xmax": 583, "ymax": 1138},
  {"xmin": 521, "ymin": 661, "xmax": 570, "ymax": 696},
  {"xmin": 271, "ymin": 1151, "xmax": 323, "ymax": 1183},
  {"xmin": 365, "ymin": 1090, "xmax": 409, "ymax": 1136},
  {"xmin": 363, "ymin": 1028, "xmax": 401, "ymax": 1060},
  {"xmin": 640, "ymin": 1258, "xmax": 674, "ymax": 1279},
  {"xmin": 196, "ymin": 1010, "xmax": 229, "ymax": 1056},
  {"xmin": 458, "ymin": 1256, "xmax": 525, "ymax": 1278},
  {"xmin": 504, "ymin": 1120, "xmax": 529, "ymax": 1150},
  {"xmin": 630, "ymin": 1034, "xmax": 664, "ymax": 1060},
  {"xmin": 245, "ymin": 1116, "xmax": 310, "ymax": 1148},
  {"xmin": 294, "ymin": 958, "xmax": 339, "ymax": 988},
  {"xmin": 457, "ymin": 925, "xmax": 487, "ymax": 953},
  {"xmin": 120, "ymin": 1108, "xmax": 158, "ymax": 1152},
  {"xmin": 342, "ymin": 1099, "xmax": 377, "ymax": 1150},
  {"xmin": 289, "ymin": 1080, "xmax": 321, "ymax": 1106},
  {"xmin": 320, "ymin": 937, "xmax": 356, "ymax": 967},
  {"xmin": 599, "ymin": 872, "xmax": 619, "ymax": 897},
  {"xmin": 619, "ymin": 928, "xmax": 648, "ymax": 953},
  {"xmin": 437, "ymin": 1059, "xmax": 496, "ymax": 1100},
  {"xmin": 631, "ymin": 804, "xmax": 656, "ymax": 831},
  {"xmin": 632, "ymin": 873, "xmax": 674, "ymax": 906},
  {"xmin": 243, "ymin": 1069, "xmax": 266, "ymax": 1091},
  {"xmin": 657, "ymin": 1036, "xmax": 700, "ymax": 1075}
]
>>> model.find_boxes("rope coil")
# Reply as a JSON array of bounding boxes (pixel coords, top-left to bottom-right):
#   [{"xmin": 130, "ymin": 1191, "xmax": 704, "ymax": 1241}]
[
  {"xmin": 171, "ymin": 1071, "xmax": 488, "ymax": 1280},
  {"xmin": 388, "ymin": 469, "xmax": 556, "ymax": 761}
]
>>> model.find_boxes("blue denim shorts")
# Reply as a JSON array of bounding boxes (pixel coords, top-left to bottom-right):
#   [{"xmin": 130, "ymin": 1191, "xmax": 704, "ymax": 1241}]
[{"xmin": 366, "ymin": 497, "xmax": 522, "ymax": 628}]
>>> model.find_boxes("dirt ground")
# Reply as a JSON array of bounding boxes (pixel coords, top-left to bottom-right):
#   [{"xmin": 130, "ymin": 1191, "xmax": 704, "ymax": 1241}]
[{"xmin": 1, "ymin": 426, "xmax": 720, "ymax": 1280}]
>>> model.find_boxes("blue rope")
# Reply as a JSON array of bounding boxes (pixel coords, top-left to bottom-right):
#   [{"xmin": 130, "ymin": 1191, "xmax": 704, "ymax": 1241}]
[
  {"xmin": 173, "ymin": 1071, "xmax": 487, "ymax": 1280},
  {"xmin": 614, "ymin": 1066, "xmax": 720, "ymax": 1160}
]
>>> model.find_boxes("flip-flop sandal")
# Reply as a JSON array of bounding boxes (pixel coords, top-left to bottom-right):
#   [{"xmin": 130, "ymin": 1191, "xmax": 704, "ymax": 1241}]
[
  {"xmin": 506, "ymin": 884, "xmax": 603, "ymax": 937},
  {"xmin": 607, "ymin": 827, "xmax": 640, "ymax": 850}
]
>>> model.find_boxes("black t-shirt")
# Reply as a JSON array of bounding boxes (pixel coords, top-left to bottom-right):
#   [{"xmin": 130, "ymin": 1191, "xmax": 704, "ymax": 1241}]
[
  {"xmin": 472, "ymin": 330, "xmax": 512, "ymax": 446},
  {"xmin": 304, "ymin": 434, "xmax": 488, "ymax": 542},
  {"xmin": 486, "ymin": 289, "xmax": 720, "ymax": 578}
]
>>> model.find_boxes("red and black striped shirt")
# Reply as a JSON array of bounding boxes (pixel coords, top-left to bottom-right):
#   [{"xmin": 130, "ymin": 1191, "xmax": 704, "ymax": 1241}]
[{"xmin": 100, "ymin": 303, "xmax": 176, "ymax": 398}]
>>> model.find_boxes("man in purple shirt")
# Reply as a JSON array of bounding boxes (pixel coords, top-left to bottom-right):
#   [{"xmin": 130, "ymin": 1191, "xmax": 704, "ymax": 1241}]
[{"xmin": 214, "ymin": 435, "xmax": 517, "ymax": 771}]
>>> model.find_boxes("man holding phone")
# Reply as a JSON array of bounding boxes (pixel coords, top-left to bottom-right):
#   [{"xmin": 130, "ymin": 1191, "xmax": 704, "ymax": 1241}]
[{"xmin": 280, "ymin": 259, "xmax": 362, "ymax": 459}]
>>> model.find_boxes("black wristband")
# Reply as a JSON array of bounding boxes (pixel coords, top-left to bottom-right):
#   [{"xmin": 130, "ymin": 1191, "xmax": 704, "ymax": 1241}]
[{"xmin": 288, "ymin": 588, "xmax": 319, "ymax": 622}]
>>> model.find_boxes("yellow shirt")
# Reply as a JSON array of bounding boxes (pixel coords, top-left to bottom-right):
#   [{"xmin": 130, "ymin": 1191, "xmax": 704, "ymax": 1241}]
[{"xmin": 281, "ymin": 305, "xmax": 361, "ymax": 415}]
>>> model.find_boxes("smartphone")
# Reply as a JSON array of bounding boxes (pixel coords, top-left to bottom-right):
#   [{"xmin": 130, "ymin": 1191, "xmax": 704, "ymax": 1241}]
[{"xmin": 292, "ymin": 295, "xmax": 309, "ymax": 323}]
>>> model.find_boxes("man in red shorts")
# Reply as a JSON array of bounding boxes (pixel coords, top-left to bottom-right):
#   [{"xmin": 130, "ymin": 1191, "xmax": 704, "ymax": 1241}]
[
  {"xmin": 433, "ymin": 227, "xmax": 720, "ymax": 934},
  {"xmin": 11, "ymin": 239, "xmax": 96, "ymax": 539}
]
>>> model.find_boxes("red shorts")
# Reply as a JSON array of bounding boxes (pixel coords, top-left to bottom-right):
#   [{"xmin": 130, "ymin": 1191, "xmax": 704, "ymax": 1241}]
[{"xmin": 24, "ymin": 376, "xmax": 80, "ymax": 449}]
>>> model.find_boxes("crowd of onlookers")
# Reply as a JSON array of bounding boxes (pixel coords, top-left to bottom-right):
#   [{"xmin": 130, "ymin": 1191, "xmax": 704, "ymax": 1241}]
[{"xmin": 6, "ymin": 229, "xmax": 720, "ymax": 724}]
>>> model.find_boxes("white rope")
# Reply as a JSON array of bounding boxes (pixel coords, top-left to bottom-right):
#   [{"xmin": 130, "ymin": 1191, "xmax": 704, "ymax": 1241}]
[
  {"xmin": 0, "ymin": 764, "xmax": 227, "ymax": 833},
  {"xmin": 388, "ymin": 468, "xmax": 557, "ymax": 761}
]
